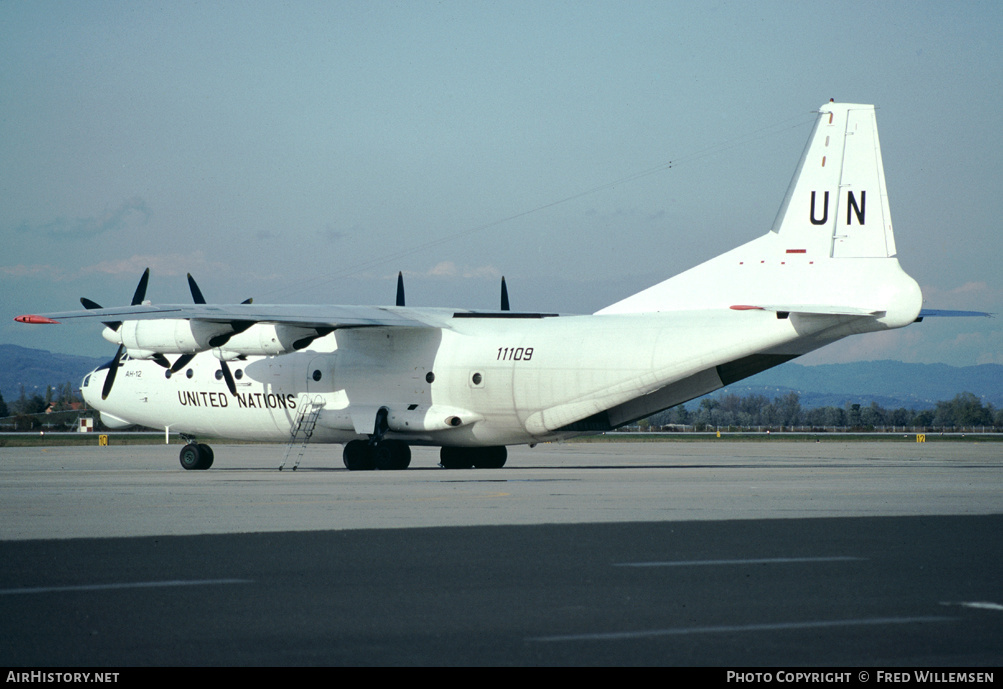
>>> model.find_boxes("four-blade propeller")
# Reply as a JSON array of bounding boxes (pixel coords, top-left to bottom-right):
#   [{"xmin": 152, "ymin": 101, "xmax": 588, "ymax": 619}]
[
  {"xmin": 182, "ymin": 273, "xmax": 252, "ymax": 396},
  {"xmin": 81, "ymin": 268, "xmax": 156, "ymax": 400}
]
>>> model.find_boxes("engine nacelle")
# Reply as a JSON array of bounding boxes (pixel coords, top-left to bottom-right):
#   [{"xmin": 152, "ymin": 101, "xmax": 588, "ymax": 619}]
[
  {"xmin": 123, "ymin": 348, "xmax": 160, "ymax": 361},
  {"xmin": 108, "ymin": 319, "xmax": 234, "ymax": 354},
  {"xmin": 216, "ymin": 324, "xmax": 323, "ymax": 356}
]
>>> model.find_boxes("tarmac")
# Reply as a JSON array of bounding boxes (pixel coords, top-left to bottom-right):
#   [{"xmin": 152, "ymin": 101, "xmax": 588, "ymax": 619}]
[{"xmin": 1, "ymin": 440, "xmax": 1000, "ymax": 666}]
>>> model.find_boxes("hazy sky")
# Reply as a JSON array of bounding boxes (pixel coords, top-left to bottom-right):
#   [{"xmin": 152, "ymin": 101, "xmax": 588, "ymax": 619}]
[{"xmin": 2, "ymin": 1, "xmax": 1001, "ymax": 366}]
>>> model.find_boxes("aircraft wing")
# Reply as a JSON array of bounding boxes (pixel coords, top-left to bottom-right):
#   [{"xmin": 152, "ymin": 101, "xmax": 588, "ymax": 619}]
[
  {"xmin": 729, "ymin": 304, "xmax": 885, "ymax": 317},
  {"xmin": 15, "ymin": 303, "xmax": 462, "ymax": 329}
]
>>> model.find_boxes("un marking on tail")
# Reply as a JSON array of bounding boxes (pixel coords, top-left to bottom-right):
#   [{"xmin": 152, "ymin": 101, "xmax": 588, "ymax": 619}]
[{"xmin": 809, "ymin": 190, "xmax": 866, "ymax": 226}]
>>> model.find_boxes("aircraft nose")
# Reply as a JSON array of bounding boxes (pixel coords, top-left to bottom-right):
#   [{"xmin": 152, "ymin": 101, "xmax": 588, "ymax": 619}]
[{"xmin": 80, "ymin": 368, "xmax": 104, "ymax": 408}]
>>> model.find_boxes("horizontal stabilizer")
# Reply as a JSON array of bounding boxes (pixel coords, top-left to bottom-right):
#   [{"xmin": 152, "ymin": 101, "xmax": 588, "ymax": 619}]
[{"xmin": 917, "ymin": 309, "xmax": 993, "ymax": 318}]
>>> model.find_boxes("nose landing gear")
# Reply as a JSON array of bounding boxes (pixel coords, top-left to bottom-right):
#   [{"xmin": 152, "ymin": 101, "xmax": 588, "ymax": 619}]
[{"xmin": 179, "ymin": 438, "xmax": 214, "ymax": 470}]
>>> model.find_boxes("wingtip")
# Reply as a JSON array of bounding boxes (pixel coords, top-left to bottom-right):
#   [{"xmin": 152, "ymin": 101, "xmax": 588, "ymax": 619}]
[{"xmin": 14, "ymin": 314, "xmax": 61, "ymax": 324}]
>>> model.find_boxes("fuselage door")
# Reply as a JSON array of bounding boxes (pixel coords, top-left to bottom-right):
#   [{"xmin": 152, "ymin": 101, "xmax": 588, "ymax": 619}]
[{"xmin": 306, "ymin": 354, "xmax": 334, "ymax": 393}]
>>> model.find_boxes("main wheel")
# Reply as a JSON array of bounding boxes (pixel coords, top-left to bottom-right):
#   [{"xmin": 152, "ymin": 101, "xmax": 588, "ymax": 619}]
[
  {"xmin": 197, "ymin": 444, "xmax": 214, "ymax": 469},
  {"xmin": 373, "ymin": 440, "xmax": 411, "ymax": 470},
  {"xmin": 439, "ymin": 446, "xmax": 474, "ymax": 469},
  {"xmin": 343, "ymin": 440, "xmax": 375, "ymax": 471},
  {"xmin": 472, "ymin": 446, "xmax": 507, "ymax": 469}
]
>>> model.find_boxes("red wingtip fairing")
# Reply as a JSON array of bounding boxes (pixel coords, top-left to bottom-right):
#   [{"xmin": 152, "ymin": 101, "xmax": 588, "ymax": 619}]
[{"xmin": 14, "ymin": 315, "xmax": 61, "ymax": 324}]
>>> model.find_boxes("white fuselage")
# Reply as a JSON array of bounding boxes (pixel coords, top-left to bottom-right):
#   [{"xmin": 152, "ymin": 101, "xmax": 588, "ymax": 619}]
[{"xmin": 80, "ymin": 278, "xmax": 918, "ymax": 447}]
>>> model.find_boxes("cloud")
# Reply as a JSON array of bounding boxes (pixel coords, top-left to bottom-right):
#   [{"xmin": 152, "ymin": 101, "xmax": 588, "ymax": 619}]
[
  {"xmin": 0, "ymin": 264, "xmax": 69, "ymax": 280},
  {"xmin": 417, "ymin": 261, "xmax": 501, "ymax": 279},
  {"xmin": 319, "ymin": 226, "xmax": 346, "ymax": 243},
  {"xmin": 921, "ymin": 281, "xmax": 998, "ymax": 309},
  {"xmin": 15, "ymin": 197, "xmax": 151, "ymax": 240},
  {"xmin": 79, "ymin": 251, "xmax": 225, "ymax": 278}
]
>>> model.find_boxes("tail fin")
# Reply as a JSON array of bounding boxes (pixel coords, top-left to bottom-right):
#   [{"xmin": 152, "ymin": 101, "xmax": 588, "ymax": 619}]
[
  {"xmin": 772, "ymin": 101, "xmax": 896, "ymax": 259},
  {"xmin": 598, "ymin": 102, "xmax": 917, "ymax": 319}
]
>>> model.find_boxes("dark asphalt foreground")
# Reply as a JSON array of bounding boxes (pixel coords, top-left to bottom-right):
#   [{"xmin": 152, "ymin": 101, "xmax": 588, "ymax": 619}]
[
  {"xmin": 1, "ymin": 442, "xmax": 1000, "ymax": 666},
  {"xmin": 2, "ymin": 515, "xmax": 1001, "ymax": 666}
]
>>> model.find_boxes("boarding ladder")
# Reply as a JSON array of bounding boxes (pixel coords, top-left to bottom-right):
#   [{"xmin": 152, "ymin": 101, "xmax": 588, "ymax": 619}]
[{"xmin": 279, "ymin": 395, "xmax": 324, "ymax": 471}]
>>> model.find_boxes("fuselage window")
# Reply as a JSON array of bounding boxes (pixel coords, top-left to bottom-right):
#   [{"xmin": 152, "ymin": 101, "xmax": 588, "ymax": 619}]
[
  {"xmin": 312, "ymin": 370, "xmax": 322, "ymax": 382},
  {"xmin": 186, "ymin": 368, "xmax": 194, "ymax": 379}
]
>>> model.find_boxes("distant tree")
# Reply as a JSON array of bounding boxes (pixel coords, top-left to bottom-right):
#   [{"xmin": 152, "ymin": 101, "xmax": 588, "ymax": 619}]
[
  {"xmin": 0, "ymin": 389, "xmax": 8, "ymax": 418},
  {"xmin": 889, "ymin": 407, "xmax": 912, "ymax": 426},
  {"xmin": 804, "ymin": 405, "xmax": 843, "ymax": 428},
  {"xmin": 12, "ymin": 385, "xmax": 46, "ymax": 415},
  {"xmin": 63, "ymin": 381, "xmax": 77, "ymax": 406},
  {"xmin": 741, "ymin": 394, "xmax": 770, "ymax": 424},
  {"xmin": 860, "ymin": 401, "xmax": 885, "ymax": 428},
  {"xmin": 823, "ymin": 406, "xmax": 846, "ymax": 427},
  {"xmin": 774, "ymin": 391, "xmax": 802, "ymax": 426},
  {"xmin": 933, "ymin": 392, "xmax": 992, "ymax": 427}
]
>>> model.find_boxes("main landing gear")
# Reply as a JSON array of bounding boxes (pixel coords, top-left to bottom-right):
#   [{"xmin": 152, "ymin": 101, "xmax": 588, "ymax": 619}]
[
  {"xmin": 341, "ymin": 442, "xmax": 508, "ymax": 470},
  {"xmin": 342, "ymin": 438, "xmax": 411, "ymax": 470},
  {"xmin": 342, "ymin": 407, "xmax": 412, "ymax": 470},
  {"xmin": 341, "ymin": 407, "xmax": 508, "ymax": 471},
  {"xmin": 179, "ymin": 439, "xmax": 214, "ymax": 470}
]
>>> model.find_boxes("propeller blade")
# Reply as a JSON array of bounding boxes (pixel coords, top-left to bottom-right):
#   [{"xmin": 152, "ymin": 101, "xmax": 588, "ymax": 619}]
[
  {"xmin": 81, "ymin": 297, "xmax": 122, "ymax": 331},
  {"xmin": 151, "ymin": 353, "xmax": 171, "ymax": 369},
  {"xmin": 187, "ymin": 273, "xmax": 206, "ymax": 304},
  {"xmin": 220, "ymin": 360, "xmax": 237, "ymax": 396},
  {"xmin": 171, "ymin": 353, "xmax": 195, "ymax": 373},
  {"xmin": 500, "ymin": 276, "xmax": 510, "ymax": 311},
  {"xmin": 293, "ymin": 327, "xmax": 335, "ymax": 350},
  {"xmin": 396, "ymin": 271, "xmax": 405, "ymax": 307},
  {"xmin": 189, "ymin": 272, "xmax": 252, "ymax": 306},
  {"xmin": 131, "ymin": 268, "xmax": 150, "ymax": 306},
  {"xmin": 209, "ymin": 320, "xmax": 254, "ymax": 348},
  {"xmin": 101, "ymin": 345, "xmax": 124, "ymax": 400}
]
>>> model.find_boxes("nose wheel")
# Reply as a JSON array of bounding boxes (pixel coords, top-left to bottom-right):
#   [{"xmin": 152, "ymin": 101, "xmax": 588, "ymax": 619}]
[{"xmin": 179, "ymin": 440, "xmax": 214, "ymax": 470}]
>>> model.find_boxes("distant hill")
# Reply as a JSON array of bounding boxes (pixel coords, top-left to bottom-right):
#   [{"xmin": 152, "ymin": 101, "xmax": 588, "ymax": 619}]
[
  {"xmin": 709, "ymin": 360, "xmax": 1003, "ymax": 410},
  {"xmin": 1, "ymin": 344, "xmax": 1000, "ymax": 411},
  {"xmin": 0, "ymin": 345, "xmax": 106, "ymax": 399}
]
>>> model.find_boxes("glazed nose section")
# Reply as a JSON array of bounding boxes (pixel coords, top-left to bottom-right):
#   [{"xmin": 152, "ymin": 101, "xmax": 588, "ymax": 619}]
[{"xmin": 80, "ymin": 368, "xmax": 104, "ymax": 408}]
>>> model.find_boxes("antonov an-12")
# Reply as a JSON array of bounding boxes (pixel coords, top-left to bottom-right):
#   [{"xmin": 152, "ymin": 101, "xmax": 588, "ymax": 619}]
[{"xmin": 16, "ymin": 102, "xmax": 956, "ymax": 470}]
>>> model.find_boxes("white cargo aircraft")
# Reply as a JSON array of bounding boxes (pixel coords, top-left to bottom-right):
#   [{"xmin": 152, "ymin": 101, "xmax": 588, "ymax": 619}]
[{"xmin": 16, "ymin": 102, "xmax": 963, "ymax": 470}]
